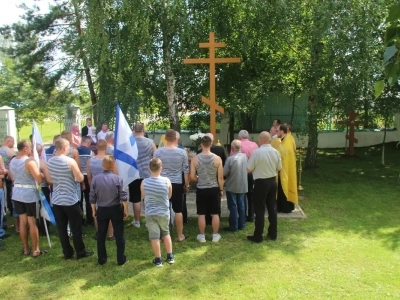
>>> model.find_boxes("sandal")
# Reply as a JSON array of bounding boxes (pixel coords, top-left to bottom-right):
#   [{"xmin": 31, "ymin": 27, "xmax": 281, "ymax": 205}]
[
  {"xmin": 176, "ymin": 235, "xmax": 189, "ymax": 242},
  {"xmin": 32, "ymin": 249, "xmax": 48, "ymax": 258}
]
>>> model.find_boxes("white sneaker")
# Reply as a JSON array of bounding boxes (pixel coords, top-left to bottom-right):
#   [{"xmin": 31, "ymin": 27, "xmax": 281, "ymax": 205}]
[
  {"xmin": 131, "ymin": 221, "xmax": 140, "ymax": 228},
  {"xmin": 197, "ymin": 234, "xmax": 206, "ymax": 243},
  {"xmin": 212, "ymin": 233, "xmax": 221, "ymax": 243}
]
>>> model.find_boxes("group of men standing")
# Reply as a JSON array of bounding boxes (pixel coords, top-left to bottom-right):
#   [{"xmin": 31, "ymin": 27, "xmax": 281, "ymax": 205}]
[
  {"xmin": 0, "ymin": 118, "xmax": 299, "ymax": 261},
  {"xmin": 223, "ymin": 120, "xmax": 298, "ymax": 243}
]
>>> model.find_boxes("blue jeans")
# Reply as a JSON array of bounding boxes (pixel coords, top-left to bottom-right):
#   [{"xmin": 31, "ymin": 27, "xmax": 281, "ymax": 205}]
[
  {"xmin": 0, "ymin": 189, "xmax": 6, "ymax": 237},
  {"xmin": 226, "ymin": 192, "xmax": 246, "ymax": 230}
]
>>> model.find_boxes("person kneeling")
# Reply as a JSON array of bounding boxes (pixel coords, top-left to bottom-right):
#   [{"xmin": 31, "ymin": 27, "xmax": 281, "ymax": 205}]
[
  {"xmin": 90, "ymin": 155, "xmax": 128, "ymax": 266},
  {"xmin": 141, "ymin": 158, "xmax": 174, "ymax": 267}
]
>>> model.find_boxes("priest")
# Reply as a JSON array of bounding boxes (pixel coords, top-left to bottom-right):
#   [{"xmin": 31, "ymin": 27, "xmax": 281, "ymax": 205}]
[{"xmin": 276, "ymin": 124, "xmax": 298, "ymax": 213}]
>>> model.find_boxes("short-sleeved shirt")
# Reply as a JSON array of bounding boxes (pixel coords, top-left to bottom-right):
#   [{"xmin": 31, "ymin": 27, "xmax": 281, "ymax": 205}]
[
  {"xmin": 154, "ymin": 147, "xmax": 189, "ymax": 184},
  {"xmin": 77, "ymin": 146, "xmax": 93, "ymax": 175},
  {"xmin": 45, "ymin": 145, "xmax": 56, "ymax": 161},
  {"xmin": 224, "ymin": 152, "xmax": 248, "ymax": 193},
  {"xmin": 230, "ymin": 139, "xmax": 259, "ymax": 159},
  {"xmin": 97, "ymin": 131, "xmax": 107, "ymax": 141},
  {"xmin": 247, "ymin": 144, "xmax": 282, "ymax": 179},
  {"xmin": 136, "ymin": 137, "xmax": 154, "ymax": 179}
]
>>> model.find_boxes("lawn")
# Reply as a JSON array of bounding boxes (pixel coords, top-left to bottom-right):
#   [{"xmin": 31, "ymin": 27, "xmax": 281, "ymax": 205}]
[
  {"xmin": 19, "ymin": 121, "xmax": 64, "ymax": 143},
  {"xmin": 0, "ymin": 144, "xmax": 400, "ymax": 299}
]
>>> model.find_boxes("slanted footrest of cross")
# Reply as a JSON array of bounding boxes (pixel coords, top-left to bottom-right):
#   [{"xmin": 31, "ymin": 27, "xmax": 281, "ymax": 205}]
[{"xmin": 201, "ymin": 96, "xmax": 224, "ymax": 114}]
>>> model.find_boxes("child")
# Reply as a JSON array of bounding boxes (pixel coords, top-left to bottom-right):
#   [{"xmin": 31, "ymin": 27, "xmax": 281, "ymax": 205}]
[
  {"xmin": 141, "ymin": 158, "xmax": 174, "ymax": 267},
  {"xmin": 90, "ymin": 155, "xmax": 128, "ymax": 266}
]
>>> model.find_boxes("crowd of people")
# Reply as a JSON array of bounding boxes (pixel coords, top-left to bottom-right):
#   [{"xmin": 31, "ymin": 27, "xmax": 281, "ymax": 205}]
[{"xmin": 0, "ymin": 118, "xmax": 299, "ymax": 266}]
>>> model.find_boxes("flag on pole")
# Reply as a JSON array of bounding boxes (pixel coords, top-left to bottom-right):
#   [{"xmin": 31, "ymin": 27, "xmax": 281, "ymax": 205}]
[
  {"xmin": 33, "ymin": 120, "xmax": 46, "ymax": 162},
  {"xmin": 114, "ymin": 104, "xmax": 139, "ymax": 187},
  {"xmin": 32, "ymin": 121, "xmax": 56, "ymax": 228}
]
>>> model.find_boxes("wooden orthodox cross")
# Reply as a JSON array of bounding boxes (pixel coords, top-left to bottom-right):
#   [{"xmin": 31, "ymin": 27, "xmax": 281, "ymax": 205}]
[
  {"xmin": 337, "ymin": 110, "xmax": 365, "ymax": 156},
  {"xmin": 184, "ymin": 32, "xmax": 241, "ymax": 142}
]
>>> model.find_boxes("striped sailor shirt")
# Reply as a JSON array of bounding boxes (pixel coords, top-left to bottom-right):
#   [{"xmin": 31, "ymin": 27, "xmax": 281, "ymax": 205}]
[
  {"xmin": 47, "ymin": 155, "xmax": 80, "ymax": 206},
  {"xmin": 135, "ymin": 137, "xmax": 154, "ymax": 179},
  {"xmin": 154, "ymin": 147, "xmax": 189, "ymax": 184},
  {"xmin": 143, "ymin": 176, "xmax": 170, "ymax": 216}
]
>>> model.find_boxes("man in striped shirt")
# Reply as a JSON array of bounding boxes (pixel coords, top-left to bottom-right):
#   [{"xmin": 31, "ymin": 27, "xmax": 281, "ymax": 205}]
[
  {"xmin": 141, "ymin": 158, "xmax": 174, "ymax": 267},
  {"xmin": 154, "ymin": 129, "xmax": 189, "ymax": 242},
  {"xmin": 47, "ymin": 138, "xmax": 93, "ymax": 259},
  {"xmin": 129, "ymin": 123, "xmax": 156, "ymax": 228}
]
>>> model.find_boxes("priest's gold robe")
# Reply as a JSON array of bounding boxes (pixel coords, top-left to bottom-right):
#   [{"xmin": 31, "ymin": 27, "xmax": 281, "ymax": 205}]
[{"xmin": 277, "ymin": 134, "xmax": 298, "ymax": 204}]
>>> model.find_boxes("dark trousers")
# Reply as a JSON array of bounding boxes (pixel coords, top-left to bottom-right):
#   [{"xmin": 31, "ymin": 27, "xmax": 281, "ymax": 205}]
[
  {"xmin": 80, "ymin": 175, "xmax": 94, "ymax": 225},
  {"xmin": 277, "ymin": 178, "xmax": 295, "ymax": 213},
  {"xmin": 5, "ymin": 179, "xmax": 13, "ymax": 217},
  {"xmin": 182, "ymin": 193, "xmax": 188, "ymax": 223},
  {"xmin": 181, "ymin": 172, "xmax": 188, "ymax": 223},
  {"xmin": 246, "ymin": 173, "xmax": 254, "ymax": 220},
  {"xmin": 97, "ymin": 205, "xmax": 126, "ymax": 265},
  {"xmin": 53, "ymin": 202, "xmax": 87, "ymax": 258},
  {"xmin": 253, "ymin": 178, "xmax": 278, "ymax": 239}
]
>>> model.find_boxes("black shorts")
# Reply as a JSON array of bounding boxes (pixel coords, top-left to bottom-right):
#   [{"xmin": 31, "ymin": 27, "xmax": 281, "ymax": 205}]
[
  {"xmin": 13, "ymin": 200, "xmax": 37, "ymax": 217},
  {"xmin": 196, "ymin": 187, "xmax": 221, "ymax": 215},
  {"xmin": 128, "ymin": 178, "xmax": 143, "ymax": 203},
  {"xmin": 170, "ymin": 183, "xmax": 183, "ymax": 213}
]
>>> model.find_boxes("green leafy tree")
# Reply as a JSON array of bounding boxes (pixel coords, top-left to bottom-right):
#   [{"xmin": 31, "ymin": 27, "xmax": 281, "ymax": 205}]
[{"xmin": 0, "ymin": 0, "xmax": 97, "ymax": 122}]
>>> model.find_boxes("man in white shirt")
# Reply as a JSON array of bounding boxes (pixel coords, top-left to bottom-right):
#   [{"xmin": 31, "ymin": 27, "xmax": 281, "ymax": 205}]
[
  {"xmin": 97, "ymin": 123, "xmax": 108, "ymax": 141},
  {"xmin": 247, "ymin": 131, "xmax": 282, "ymax": 243}
]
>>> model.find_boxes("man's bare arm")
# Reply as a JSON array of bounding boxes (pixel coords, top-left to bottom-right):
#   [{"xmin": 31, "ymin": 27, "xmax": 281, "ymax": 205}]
[
  {"xmin": 69, "ymin": 159, "xmax": 84, "ymax": 182},
  {"xmin": 26, "ymin": 159, "xmax": 43, "ymax": 184},
  {"xmin": 216, "ymin": 157, "xmax": 224, "ymax": 191},
  {"xmin": 72, "ymin": 149, "xmax": 81, "ymax": 170},
  {"xmin": 190, "ymin": 156, "xmax": 198, "ymax": 183}
]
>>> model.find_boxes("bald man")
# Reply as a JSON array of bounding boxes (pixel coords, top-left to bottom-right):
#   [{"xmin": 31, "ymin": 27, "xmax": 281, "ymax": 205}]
[
  {"xmin": 223, "ymin": 139, "xmax": 248, "ymax": 232},
  {"xmin": 247, "ymin": 132, "xmax": 282, "ymax": 243}
]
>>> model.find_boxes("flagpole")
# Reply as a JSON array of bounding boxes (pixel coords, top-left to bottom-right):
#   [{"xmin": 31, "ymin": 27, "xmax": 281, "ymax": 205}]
[
  {"xmin": 43, "ymin": 215, "xmax": 52, "ymax": 248},
  {"xmin": 33, "ymin": 119, "xmax": 53, "ymax": 248}
]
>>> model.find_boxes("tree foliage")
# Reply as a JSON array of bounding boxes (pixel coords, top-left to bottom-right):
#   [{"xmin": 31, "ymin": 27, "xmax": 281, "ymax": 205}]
[
  {"xmin": 0, "ymin": 0, "xmax": 97, "ymax": 122},
  {"xmin": 0, "ymin": 0, "xmax": 396, "ymax": 170}
]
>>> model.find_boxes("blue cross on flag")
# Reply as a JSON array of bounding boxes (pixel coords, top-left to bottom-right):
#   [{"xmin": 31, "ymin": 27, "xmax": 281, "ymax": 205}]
[{"xmin": 114, "ymin": 104, "xmax": 139, "ymax": 187}]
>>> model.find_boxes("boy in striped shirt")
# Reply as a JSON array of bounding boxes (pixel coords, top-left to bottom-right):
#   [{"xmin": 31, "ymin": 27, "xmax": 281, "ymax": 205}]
[{"xmin": 141, "ymin": 158, "xmax": 174, "ymax": 267}]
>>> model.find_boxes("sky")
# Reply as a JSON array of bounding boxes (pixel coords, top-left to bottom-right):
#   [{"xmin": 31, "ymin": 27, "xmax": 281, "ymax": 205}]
[{"xmin": 0, "ymin": 0, "xmax": 53, "ymax": 26}]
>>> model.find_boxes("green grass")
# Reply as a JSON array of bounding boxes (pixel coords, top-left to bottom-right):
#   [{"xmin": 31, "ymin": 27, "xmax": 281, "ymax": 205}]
[
  {"xmin": 1, "ymin": 145, "xmax": 400, "ymax": 299},
  {"xmin": 19, "ymin": 121, "xmax": 63, "ymax": 143}
]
